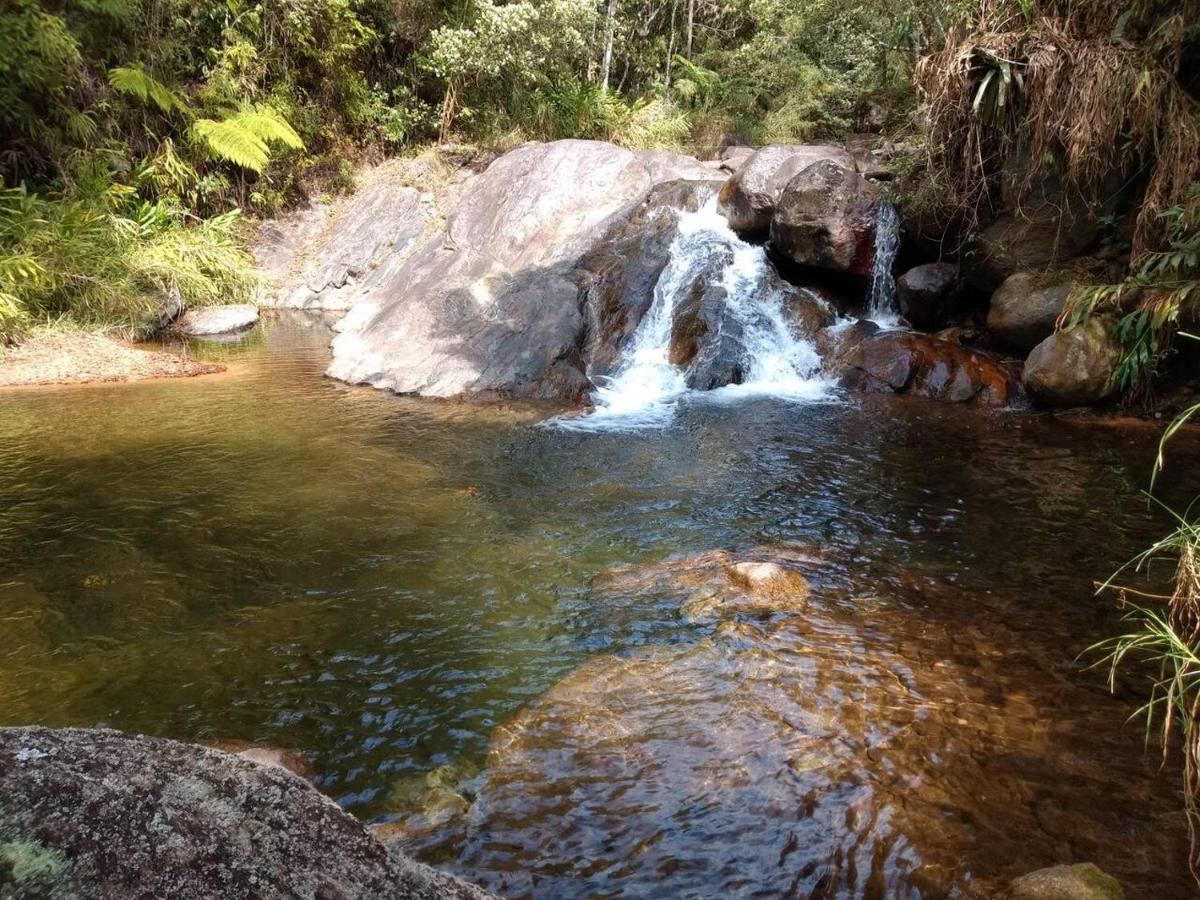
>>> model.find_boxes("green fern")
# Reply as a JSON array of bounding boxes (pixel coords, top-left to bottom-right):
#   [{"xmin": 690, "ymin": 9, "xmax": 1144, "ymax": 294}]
[
  {"xmin": 191, "ymin": 105, "xmax": 303, "ymax": 173},
  {"xmin": 107, "ymin": 65, "xmax": 191, "ymax": 118}
]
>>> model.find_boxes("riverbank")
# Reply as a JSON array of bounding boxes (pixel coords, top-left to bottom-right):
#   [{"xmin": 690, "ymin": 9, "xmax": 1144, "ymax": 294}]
[{"xmin": 0, "ymin": 330, "xmax": 223, "ymax": 388}]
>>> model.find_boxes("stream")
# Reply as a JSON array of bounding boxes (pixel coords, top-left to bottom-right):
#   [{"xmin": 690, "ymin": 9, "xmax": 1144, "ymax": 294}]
[{"xmin": 0, "ymin": 314, "xmax": 1196, "ymax": 897}]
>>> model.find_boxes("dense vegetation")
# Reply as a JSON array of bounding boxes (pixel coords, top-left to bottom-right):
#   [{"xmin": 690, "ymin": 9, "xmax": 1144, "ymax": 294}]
[{"xmin": 0, "ymin": 0, "xmax": 952, "ymax": 339}]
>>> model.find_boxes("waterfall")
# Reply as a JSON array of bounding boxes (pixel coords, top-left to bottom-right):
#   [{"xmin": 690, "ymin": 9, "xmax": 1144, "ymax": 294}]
[
  {"xmin": 867, "ymin": 202, "xmax": 901, "ymax": 325},
  {"xmin": 561, "ymin": 201, "xmax": 828, "ymax": 432}
]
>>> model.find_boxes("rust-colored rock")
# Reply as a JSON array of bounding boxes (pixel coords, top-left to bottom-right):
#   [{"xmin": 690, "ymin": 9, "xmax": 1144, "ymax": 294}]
[{"xmin": 837, "ymin": 330, "xmax": 1019, "ymax": 406}]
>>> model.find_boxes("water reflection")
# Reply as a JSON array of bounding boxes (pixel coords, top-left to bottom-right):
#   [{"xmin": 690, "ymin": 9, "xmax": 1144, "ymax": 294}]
[{"xmin": 0, "ymin": 314, "xmax": 1195, "ymax": 895}]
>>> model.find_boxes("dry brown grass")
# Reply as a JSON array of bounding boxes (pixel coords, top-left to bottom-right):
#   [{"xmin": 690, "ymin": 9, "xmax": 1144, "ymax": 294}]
[{"xmin": 914, "ymin": 0, "xmax": 1200, "ymax": 257}]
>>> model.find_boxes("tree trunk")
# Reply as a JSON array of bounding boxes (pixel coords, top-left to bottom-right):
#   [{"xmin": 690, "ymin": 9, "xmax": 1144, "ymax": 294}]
[
  {"xmin": 686, "ymin": 0, "xmax": 695, "ymax": 58},
  {"xmin": 665, "ymin": 0, "xmax": 679, "ymax": 89},
  {"xmin": 601, "ymin": 0, "xmax": 618, "ymax": 89}
]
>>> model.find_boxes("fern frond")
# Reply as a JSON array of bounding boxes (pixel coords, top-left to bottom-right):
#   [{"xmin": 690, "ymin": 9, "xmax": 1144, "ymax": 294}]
[
  {"xmin": 192, "ymin": 117, "xmax": 271, "ymax": 172},
  {"xmin": 108, "ymin": 65, "xmax": 191, "ymax": 118},
  {"xmin": 191, "ymin": 104, "xmax": 304, "ymax": 173}
]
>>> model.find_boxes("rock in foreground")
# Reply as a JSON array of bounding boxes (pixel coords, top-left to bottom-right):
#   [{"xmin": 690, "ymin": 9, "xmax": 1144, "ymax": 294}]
[
  {"xmin": 718, "ymin": 144, "xmax": 856, "ymax": 236},
  {"xmin": 1003, "ymin": 863, "xmax": 1125, "ymax": 899},
  {"xmin": 769, "ymin": 160, "xmax": 881, "ymax": 277},
  {"xmin": 0, "ymin": 727, "xmax": 493, "ymax": 900}
]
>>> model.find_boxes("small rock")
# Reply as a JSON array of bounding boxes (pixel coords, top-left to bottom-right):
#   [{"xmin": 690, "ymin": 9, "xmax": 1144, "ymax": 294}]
[
  {"xmin": 988, "ymin": 272, "xmax": 1076, "ymax": 353},
  {"xmin": 1022, "ymin": 319, "xmax": 1121, "ymax": 406},
  {"xmin": 1003, "ymin": 862, "xmax": 1125, "ymax": 899},
  {"xmin": 178, "ymin": 304, "xmax": 260, "ymax": 336},
  {"xmin": 897, "ymin": 262, "xmax": 959, "ymax": 330}
]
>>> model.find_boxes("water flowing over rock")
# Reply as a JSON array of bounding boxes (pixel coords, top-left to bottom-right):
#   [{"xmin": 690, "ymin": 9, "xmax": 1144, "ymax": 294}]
[
  {"xmin": 327, "ymin": 140, "xmax": 711, "ymax": 403},
  {"xmin": 1023, "ymin": 319, "xmax": 1121, "ymax": 406},
  {"xmin": 988, "ymin": 272, "xmax": 1078, "ymax": 353},
  {"xmin": 769, "ymin": 161, "xmax": 882, "ymax": 277},
  {"xmin": 718, "ymin": 144, "xmax": 856, "ymax": 236},
  {"xmin": 867, "ymin": 202, "xmax": 902, "ymax": 321},
  {"xmin": 0, "ymin": 727, "xmax": 494, "ymax": 900},
  {"xmin": 837, "ymin": 330, "xmax": 1019, "ymax": 406},
  {"xmin": 571, "ymin": 202, "xmax": 831, "ymax": 428}
]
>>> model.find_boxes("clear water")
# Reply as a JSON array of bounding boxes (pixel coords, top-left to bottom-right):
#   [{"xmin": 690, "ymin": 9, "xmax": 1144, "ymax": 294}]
[
  {"xmin": 569, "ymin": 203, "xmax": 829, "ymax": 432},
  {"xmin": 0, "ymin": 314, "xmax": 1196, "ymax": 897},
  {"xmin": 868, "ymin": 202, "xmax": 902, "ymax": 326}
]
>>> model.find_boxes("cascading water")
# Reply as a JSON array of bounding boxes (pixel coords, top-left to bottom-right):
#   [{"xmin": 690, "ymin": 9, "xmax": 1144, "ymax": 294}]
[
  {"xmin": 561, "ymin": 201, "xmax": 829, "ymax": 431},
  {"xmin": 867, "ymin": 202, "xmax": 901, "ymax": 325}
]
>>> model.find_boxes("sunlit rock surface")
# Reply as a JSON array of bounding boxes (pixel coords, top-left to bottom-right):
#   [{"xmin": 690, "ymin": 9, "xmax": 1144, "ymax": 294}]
[
  {"xmin": 0, "ymin": 727, "xmax": 494, "ymax": 900},
  {"xmin": 718, "ymin": 144, "xmax": 856, "ymax": 236},
  {"xmin": 262, "ymin": 181, "xmax": 429, "ymax": 311},
  {"xmin": 327, "ymin": 140, "xmax": 712, "ymax": 403}
]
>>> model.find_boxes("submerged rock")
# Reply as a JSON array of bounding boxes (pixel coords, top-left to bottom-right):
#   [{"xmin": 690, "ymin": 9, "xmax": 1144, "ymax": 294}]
[
  {"xmin": 178, "ymin": 304, "xmax": 260, "ymax": 336},
  {"xmin": 718, "ymin": 144, "xmax": 856, "ymax": 236},
  {"xmin": 769, "ymin": 161, "xmax": 881, "ymax": 277},
  {"xmin": 0, "ymin": 727, "xmax": 493, "ymax": 900},
  {"xmin": 897, "ymin": 262, "xmax": 959, "ymax": 330},
  {"xmin": 327, "ymin": 140, "xmax": 711, "ymax": 404},
  {"xmin": 199, "ymin": 739, "xmax": 313, "ymax": 778},
  {"xmin": 591, "ymin": 546, "xmax": 818, "ymax": 623},
  {"xmin": 1023, "ymin": 319, "xmax": 1120, "ymax": 406},
  {"xmin": 837, "ymin": 330, "xmax": 1018, "ymax": 406},
  {"xmin": 1004, "ymin": 863, "xmax": 1125, "ymax": 899},
  {"xmin": 987, "ymin": 272, "xmax": 1077, "ymax": 353}
]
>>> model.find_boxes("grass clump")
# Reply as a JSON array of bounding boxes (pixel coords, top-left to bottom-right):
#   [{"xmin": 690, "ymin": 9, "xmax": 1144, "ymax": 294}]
[{"xmin": 1092, "ymin": 362, "xmax": 1200, "ymax": 877}]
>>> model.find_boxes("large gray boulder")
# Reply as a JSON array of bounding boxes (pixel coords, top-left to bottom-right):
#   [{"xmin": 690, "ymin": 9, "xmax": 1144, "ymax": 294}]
[
  {"xmin": 0, "ymin": 726, "xmax": 493, "ymax": 900},
  {"xmin": 257, "ymin": 181, "xmax": 429, "ymax": 312},
  {"xmin": 718, "ymin": 144, "xmax": 856, "ymax": 236},
  {"xmin": 1003, "ymin": 863, "xmax": 1125, "ymax": 899},
  {"xmin": 769, "ymin": 161, "xmax": 881, "ymax": 277},
  {"xmin": 327, "ymin": 140, "xmax": 712, "ymax": 403},
  {"xmin": 1022, "ymin": 319, "xmax": 1121, "ymax": 406},
  {"xmin": 987, "ymin": 272, "xmax": 1077, "ymax": 353}
]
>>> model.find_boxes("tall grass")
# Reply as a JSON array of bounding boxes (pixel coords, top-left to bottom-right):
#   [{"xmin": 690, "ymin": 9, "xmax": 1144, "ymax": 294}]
[
  {"xmin": 0, "ymin": 183, "xmax": 258, "ymax": 342},
  {"xmin": 1091, "ymin": 364, "xmax": 1200, "ymax": 877}
]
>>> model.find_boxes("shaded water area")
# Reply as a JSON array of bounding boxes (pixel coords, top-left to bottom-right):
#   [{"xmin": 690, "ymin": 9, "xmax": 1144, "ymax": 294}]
[{"xmin": 1, "ymin": 314, "xmax": 1198, "ymax": 897}]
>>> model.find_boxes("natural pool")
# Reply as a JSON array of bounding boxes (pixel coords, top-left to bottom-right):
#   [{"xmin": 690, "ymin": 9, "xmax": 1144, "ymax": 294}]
[{"xmin": 0, "ymin": 313, "xmax": 1195, "ymax": 897}]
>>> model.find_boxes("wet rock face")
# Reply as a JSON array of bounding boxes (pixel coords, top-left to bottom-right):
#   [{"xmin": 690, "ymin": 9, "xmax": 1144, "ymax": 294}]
[
  {"xmin": 1003, "ymin": 863, "xmax": 1125, "ymax": 899},
  {"xmin": 579, "ymin": 179, "xmax": 722, "ymax": 381},
  {"xmin": 837, "ymin": 330, "xmax": 1019, "ymax": 406},
  {"xmin": 1023, "ymin": 319, "xmax": 1120, "ymax": 406},
  {"xmin": 178, "ymin": 304, "xmax": 260, "ymax": 336},
  {"xmin": 327, "ymin": 140, "xmax": 711, "ymax": 404},
  {"xmin": 769, "ymin": 161, "xmax": 882, "ymax": 277},
  {"xmin": 988, "ymin": 272, "xmax": 1077, "ymax": 353},
  {"xmin": 0, "ymin": 727, "xmax": 494, "ymax": 900},
  {"xmin": 666, "ymin": 243, "xmax": 748, "ymax": 389},
  {"xmin": 897, "ymin": 262, "xmax": 959, "ymax": 330},
  {"xmin": 718, "ymin": 144, "xmax": 856, "ymax": 236}
]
